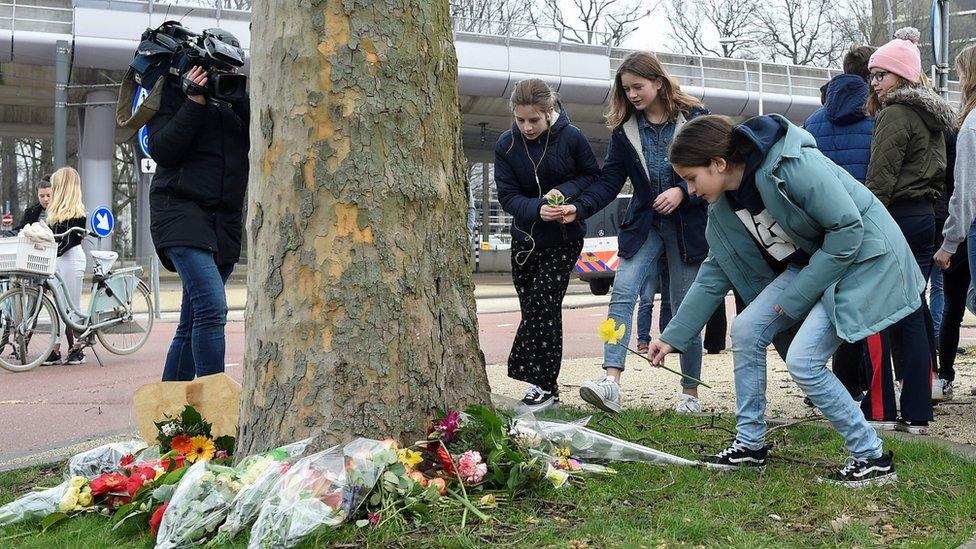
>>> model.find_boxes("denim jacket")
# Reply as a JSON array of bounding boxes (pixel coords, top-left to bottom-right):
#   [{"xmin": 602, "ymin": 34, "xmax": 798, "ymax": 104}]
[
  {"xmin": 638, "ymin": 115, "xmax": 677, "ymax": 194},
  {"xmin": 571, "ymin": 108, "xmax": 710, "ymax": 263}
]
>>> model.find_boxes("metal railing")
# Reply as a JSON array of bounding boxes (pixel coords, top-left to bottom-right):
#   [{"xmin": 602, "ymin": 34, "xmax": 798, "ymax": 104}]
[{"xmin": 0, "ymin": 0, "xmax": 73, "ymax": 34}]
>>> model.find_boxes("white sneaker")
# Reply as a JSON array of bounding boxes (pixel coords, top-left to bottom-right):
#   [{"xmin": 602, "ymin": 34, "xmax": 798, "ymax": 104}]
[
  {"xmin": 579, "ymin": 376, "xmax": 622, "ymax": 413},
  {"xmin": 942, "ymin": 380, "xmax": 954, "ymax": 402},
  {"xmin": 675, "ymin": 393, "xmax": 701, "ymax": 414}
]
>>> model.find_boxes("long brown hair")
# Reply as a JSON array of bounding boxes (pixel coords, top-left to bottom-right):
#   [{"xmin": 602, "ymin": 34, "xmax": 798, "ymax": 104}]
[
  {"xmin": 866, "ymin": 71, "xmax": 931, "ymax": 116},
  {"xmin": 506, "ymin": 78, "xmax": 558, "ymax": 152},
  {"xmin": 668, "ymin": 115, "xmax": 753, "ymax": 168},
  {"xmin": 956, "ymin": 45, "xmax": 976, "ymax": 127},
  {"xmin": 606, "ymin": 51, "xmax": 702, "ymax": 129}
]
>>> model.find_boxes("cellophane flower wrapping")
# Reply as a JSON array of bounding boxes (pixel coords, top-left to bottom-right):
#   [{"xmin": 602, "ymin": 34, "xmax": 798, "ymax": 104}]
[
  {"xmin": 218, "ymin": 438, "xmax": 313, "ymax": 539},
  {"xmin": 153, "ymin": 460, "xmax": 240, "ymax": 548},
  {"xmin": 0, "ymin": 439, "xmax": 148, "ymax": 528},
  {"xmin": 247, "ymin": 438, "xmax": 396, "ymax": 549},
  {"xmin": 511, "ymin": 415, "xmax": 699, "ymax": 467},
  {"xmin": 66, "ymin": 439, "xmax": 148, "ymax": 479}
]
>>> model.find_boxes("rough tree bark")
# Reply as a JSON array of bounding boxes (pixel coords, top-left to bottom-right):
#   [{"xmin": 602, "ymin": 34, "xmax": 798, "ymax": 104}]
[{"xmin": 237, "ymin": 0, "xmax": 491, "ymax": 455}]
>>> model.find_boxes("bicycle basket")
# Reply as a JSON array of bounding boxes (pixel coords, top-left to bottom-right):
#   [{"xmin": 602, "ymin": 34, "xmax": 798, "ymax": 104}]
[{"xmin": 0, "ymin": 237, "xmax": 57, "ymax": 276}]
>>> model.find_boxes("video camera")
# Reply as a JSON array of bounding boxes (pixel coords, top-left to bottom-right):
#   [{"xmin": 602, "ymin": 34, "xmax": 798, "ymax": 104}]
[{"xmin": 130, "ymin": 21, "xmax": 247, "ymax": 104}]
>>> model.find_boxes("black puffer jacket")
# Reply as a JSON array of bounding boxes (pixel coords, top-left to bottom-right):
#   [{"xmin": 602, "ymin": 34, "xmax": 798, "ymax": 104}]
[
  {"xmin": 147, "ymin": 79, "xmax": 249, "ymax": 271},
  {"xmin": 13, "ymin": 203, "xmax": 44, "ymax": 232}
]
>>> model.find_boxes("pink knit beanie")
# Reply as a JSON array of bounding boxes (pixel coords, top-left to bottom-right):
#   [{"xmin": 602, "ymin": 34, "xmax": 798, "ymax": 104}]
[{"xmin": 869, "ymin": 27, "xmax": 922, "ymax": 83}]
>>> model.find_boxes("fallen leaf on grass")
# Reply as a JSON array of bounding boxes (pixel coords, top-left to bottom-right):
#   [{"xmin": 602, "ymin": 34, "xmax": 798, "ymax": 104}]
[
  {"xmin": 568, "ymin": 541, "xmax": 589, "ymax": 549},
  {"xmin": 768, "ymin": 514, "xmax": 783, "ymax": 521},
  {"xmin": 830, "ymin": 515, "xmax": 854, "ymax": 532},
  {"xmin": 526, "ymin": 516, "xmax": 539, "ymax": 525}
]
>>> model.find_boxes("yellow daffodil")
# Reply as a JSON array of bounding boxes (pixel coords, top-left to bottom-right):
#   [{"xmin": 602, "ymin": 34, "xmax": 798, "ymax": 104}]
[
  {"xmin": 545, "ymin": 463, "xmax": 570, "ymax": 489},
  {"xmin": 597, "ymin": 318, "xmax": 626, "ymax": 345},
  {"xmin": 397, "ymin": 448, "xmax": 424, "ymax": 470}
]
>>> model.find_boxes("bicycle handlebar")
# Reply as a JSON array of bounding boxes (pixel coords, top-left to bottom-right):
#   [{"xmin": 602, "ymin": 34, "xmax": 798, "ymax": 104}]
[{"xmin": 52, "ymin": 226, "xmax": 100, "ymax": 240}]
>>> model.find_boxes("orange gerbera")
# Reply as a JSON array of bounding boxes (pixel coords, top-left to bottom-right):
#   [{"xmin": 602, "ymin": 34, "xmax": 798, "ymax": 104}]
[
  {"xmin": 170, "ymin": 434, "xmax": 192, "ymax": 454},
  {"xmin": 186, "ymin": 436, "xmax": 216, "ymax": 463}
]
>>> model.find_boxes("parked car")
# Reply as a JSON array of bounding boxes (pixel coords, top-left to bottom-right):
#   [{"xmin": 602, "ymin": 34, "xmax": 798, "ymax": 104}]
[{"xmin": 574, "ymin": 194, "xmax": 631, "ymax": 295}]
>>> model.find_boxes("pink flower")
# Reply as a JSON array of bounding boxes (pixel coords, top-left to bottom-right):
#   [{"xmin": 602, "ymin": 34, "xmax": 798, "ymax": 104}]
[
  {"xmin": 368, "ymin": 512, "xmax": 381, "ymax": 526},
  {"xmin": 457, "ymin": 450, "xmax": 487, "ymax": 484},
  {"xmin": 431, "ymin": 411, "xmax": 461, "ymax": 442},
  {"xmin": 215, "ymin": 450, "xmax": 229, "ymax": 460}
]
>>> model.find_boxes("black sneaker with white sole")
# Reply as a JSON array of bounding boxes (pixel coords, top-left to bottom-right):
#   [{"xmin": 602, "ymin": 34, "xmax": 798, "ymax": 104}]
[
  {"xmin": 818, "ymin": 451, "xmax": 897, "ymax": 487},
  {"xmin": 42, "ymin": 350, "xmax": 62, "ymax": 365},
  {"xmin": 65, "ymin": 348, "xmax": 86, "ymax": 365},
  {"xmin": 521, "ymin": 385, "xmax": 559, "ymax": 412},
  {"xmin": 702, "ymin": 440, "xmax": 768, "ymax": 470}
]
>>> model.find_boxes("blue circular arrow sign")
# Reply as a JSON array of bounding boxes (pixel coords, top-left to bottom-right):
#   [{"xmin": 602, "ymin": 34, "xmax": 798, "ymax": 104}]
[
  {"xmin": 90, "ymin": 207, "xmax": 115, "ymax": 238},
  {"xmin": 132, "ymin": 85, "xmax": 152, "ymax": 158}
]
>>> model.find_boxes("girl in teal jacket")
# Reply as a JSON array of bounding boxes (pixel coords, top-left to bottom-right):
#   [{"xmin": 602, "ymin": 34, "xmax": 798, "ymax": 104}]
[{"xmin": 647, "ymin": 114, "xmax": 925, "ymax": 487}]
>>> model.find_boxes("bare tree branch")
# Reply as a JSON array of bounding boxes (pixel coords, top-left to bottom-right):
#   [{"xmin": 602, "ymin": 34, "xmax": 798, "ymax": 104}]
[{"xmin": 664, "ymin": 0, "xmax": 759, "ymax": 58}]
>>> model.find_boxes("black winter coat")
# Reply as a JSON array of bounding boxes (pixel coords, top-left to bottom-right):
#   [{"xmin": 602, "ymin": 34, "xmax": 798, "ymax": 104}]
[
  {"xmin": 494, "ymin": 108, "xmax": 600, "ymax": 249},
  {"xmin": 147, "ymin": 80, "xmax": 249, "ymax": 271},
  {"xmin": 13, "ymin": 203, "xmax": 44, "ymax": 232}
]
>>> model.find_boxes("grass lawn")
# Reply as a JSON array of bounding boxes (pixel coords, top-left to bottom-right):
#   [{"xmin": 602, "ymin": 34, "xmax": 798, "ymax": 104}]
[{"xmin": 2, "ymin": 409, "xmax": 975, "ymax": 548}]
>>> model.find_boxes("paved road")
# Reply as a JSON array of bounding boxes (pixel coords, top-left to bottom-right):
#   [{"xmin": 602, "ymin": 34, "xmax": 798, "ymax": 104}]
[
  {"xmin": 0, "ymin": 305, "xmax": 619, "ymax": 467},
  {"xmin": 3, "ymin": 297, "xmax": 975, "ymax": 470}
]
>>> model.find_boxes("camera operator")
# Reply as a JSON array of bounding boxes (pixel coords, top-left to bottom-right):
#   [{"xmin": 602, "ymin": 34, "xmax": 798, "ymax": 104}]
[{"xmin": 148, "ymin": 36, "xmax": 249, "ymax": 382}]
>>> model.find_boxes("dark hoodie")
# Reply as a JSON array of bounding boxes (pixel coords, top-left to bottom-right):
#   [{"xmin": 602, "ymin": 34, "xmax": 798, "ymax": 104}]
[
  {"xmin": 494, "ymin": 106, "xmax": 601, "ymax": 249},
  {"xmin": 804, "ymin": 74, "xmax": 875, "ymax": 183},
  {"xmin": 726, "ymin": 116, "xmax": 810, "ymax": 273},
  {"xmin": 866, "ymin": 86, "xmax": 955, "ymax": 214}
]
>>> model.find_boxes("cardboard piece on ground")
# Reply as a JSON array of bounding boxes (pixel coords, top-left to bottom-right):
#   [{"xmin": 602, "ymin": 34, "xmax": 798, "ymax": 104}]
[{"xmin": 132, "ymin": 373, "xmax": 242, "ymax": 443}]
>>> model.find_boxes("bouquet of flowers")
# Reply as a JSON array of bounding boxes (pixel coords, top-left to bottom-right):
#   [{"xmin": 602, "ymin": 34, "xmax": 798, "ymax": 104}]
[
  {"xmin": 0, "ymin": 440, "xmax": 155, "ymax": 529},
  {"xmin": 216, "ymin": 438, "xmax": 313, "ymax": 540},
  {"xmin": 155, "ymin": 405, "xmax": 234, "ymax": 460},
  {"xmin": 247, "ymin": 438, "xmax": 396, "ymax": 549},
  {"xmin": 153, "ymin": 460, "xmax": 242, "ymax": 548}
]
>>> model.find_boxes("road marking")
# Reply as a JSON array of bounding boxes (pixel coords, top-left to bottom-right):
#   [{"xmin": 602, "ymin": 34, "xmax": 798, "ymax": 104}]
[
  {"xmin": 589, "ymin": 313, "xmax": 605, "ymax": 317},
  {"xmin": 497, "ymin": 323, "xmax": 513, "ymax": 328},
  {"xmin": 226, "ymin": 363, "xmax": 240, "ymax": 368}
]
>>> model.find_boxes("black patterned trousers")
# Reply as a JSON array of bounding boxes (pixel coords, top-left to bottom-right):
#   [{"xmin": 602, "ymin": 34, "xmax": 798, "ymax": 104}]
[{"xmin": 507, "ymin": 238, "xmax": 584, "ymax": 391}]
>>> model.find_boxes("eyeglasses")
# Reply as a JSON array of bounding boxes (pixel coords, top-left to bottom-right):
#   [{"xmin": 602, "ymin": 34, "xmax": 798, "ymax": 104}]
[{"xmin": 869, "ymin": 71, "xmax": 890, "ymax": 82}]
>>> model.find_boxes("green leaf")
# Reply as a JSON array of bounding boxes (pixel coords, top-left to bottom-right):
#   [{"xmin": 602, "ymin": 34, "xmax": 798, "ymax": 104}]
[
  {"xmin": 214, "ymin": 435, "xmax": 236, "ymax": 454},
  {"xmin": 111, "ymin": 503, "xmax": 138, "ymax": 525},
  {"xmin": 180, "ymin": 405, "xmax": 204, "ymax": 427},
  {"xmin": 40, "ymin": 512, "xmax": 68, "ymax": 532},
  {"xmin": 369, "ymin": 493, "xmax": 381, "ymax": 507},
  {"xmin": 355, "ymin": 519, "xmax": 370, "ymax": 528},
  {"xmin": 111, "ymin": 510, "xmax": 149, "ymax": 532},
  {"xmin": 152, "ymin": 484, "xmax": 176, "ymax": 502}
]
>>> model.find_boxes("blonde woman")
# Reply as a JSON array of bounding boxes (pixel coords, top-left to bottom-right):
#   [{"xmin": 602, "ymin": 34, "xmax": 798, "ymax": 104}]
[{"xmin": 45, "ymin": 167, "xmax": 88, "ymax": 365}]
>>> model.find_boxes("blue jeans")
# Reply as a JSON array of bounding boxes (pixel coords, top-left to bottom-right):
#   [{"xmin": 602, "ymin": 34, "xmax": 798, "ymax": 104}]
[
  {"xmin": 730, "ymin": 267, "xmax": 883, "ymax": 460},
  {"xmin": 967, "ymin": 221, "xmax": 976, "ymax": 315},
  {"xmin": 161, "ymin": 246, "xmax": 235, "ymax": 381},
  {"xmin": 605, "ymin": 218, "xmax": 702, "ymax": 388},
  {"xmin": 930, "ymin": 267, "xmax": 944, "ymax": 340},
  {"xmin": 636, "ymin": 255, "xmax": 670, "ymax": 345}
]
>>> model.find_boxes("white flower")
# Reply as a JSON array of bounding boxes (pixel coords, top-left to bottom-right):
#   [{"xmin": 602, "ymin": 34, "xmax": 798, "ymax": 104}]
[
  {"xmin": 509, "ymin": 423, "xmax": 542, "ymax": 448},
  {"xmin": 161, "ymin": 422, "xmax": 180, "ymax": 437}
]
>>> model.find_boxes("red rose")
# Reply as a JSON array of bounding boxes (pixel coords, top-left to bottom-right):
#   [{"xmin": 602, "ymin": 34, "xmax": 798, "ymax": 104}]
[
  {"xmin": 90, "ymin": 472, "xmax": 127, "ymax": 497},
  {"xmin": 149, "ymin": 502, "xmax": 168, "ymax": 536},
  {"xmin": 119, "ymin": 454, "xmax": 135, "ymax": 468}
]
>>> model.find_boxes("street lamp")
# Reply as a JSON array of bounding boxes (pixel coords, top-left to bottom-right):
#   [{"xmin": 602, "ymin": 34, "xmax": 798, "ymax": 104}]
[{"xmin": 718, "ymin": 37, "xmax": 763, "ymax": 116}]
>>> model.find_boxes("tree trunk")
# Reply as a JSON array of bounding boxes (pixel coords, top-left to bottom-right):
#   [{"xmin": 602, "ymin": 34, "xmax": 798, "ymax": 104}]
[
  {"xmin": 1, "ymin": 138, "xmax": 19, "ymax": 217},
  {"xmin": 237, "ymin": 0, "xmax": 490, "ymax": 455}
]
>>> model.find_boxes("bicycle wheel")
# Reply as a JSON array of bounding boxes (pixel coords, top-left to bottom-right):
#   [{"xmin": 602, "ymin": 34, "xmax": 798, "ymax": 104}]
[
  {"xmin": 96, "ymin": 280, "xmax": 154, "ymax": 355},
  {"xmin": 0, "ymin": 285, "xmax": 59, "ymax": 373}
]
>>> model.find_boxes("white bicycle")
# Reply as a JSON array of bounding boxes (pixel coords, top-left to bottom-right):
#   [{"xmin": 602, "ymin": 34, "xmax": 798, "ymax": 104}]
[{"xmin": 0, "ymin": 227, "xmax": 154, "ymax": 372}]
